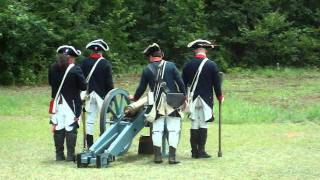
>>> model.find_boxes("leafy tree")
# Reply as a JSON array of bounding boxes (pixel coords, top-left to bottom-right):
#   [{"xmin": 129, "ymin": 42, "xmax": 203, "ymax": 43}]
[
  {"xmin": 238, "ymin": 12, "xmax": 320, "ymax": 66},
  {"xmin": 0, "ymin": 0, "xmax": 55, "ymax": 85},
  {"xmin": 0, "ymin": 0, "xmax": 319, "ymax": 85}
]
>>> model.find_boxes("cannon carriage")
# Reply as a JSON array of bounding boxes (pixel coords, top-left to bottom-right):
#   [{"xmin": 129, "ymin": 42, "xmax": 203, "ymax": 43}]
[{"xmin": 77, "ymin": 88, "xmax": 150, "ymax": 168}]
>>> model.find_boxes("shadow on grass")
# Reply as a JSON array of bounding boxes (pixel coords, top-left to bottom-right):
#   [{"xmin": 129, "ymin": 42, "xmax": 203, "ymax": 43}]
[
  {"xmin": 41, "ymin": 159, "xmax": 74, "ymax": 166},
  {"xmin": 116, "ymin": 153, "xmax": 152, "ymax": 163},
  {"xmin": 115, "ymin": 153, "xmax": 186, "ymax": 167}
]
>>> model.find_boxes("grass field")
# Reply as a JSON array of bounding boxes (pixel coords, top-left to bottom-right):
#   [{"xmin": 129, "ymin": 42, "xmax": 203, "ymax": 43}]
[{"xmin": 0, "ymin": 68, "xmax": 319, "ymax": 179}]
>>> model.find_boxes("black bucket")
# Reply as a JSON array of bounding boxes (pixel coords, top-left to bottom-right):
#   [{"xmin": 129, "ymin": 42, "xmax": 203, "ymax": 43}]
[{"xmin": 138, "ymin": 135, "xmax": 153, "ymax": 154}]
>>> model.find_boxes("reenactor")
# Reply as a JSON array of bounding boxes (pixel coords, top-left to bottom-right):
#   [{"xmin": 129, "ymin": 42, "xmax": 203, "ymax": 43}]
[
  {"xmin": 80, "ymin": 39, "xmax": 114, "ymax": 148},
  {"xmin": 49, "ymin": 45, "xmax": 86, "ymax": 161},
  {"xmin": 182, "ymin": 39, "xmax": 224, "ymax": 159},
  {"xmin": 130, "ymin": 43, "xmax": 186, "ymax": 164}
]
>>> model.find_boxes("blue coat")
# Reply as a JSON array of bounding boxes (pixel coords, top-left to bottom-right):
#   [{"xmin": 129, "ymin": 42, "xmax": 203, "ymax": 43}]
[
  {"xmin": 134, "ymin": 60, "xmax": 186, "ymax": 117},
  {"xmin": 48, "ymin": 63, "xmax": 86, "ymax": 118},
  {"xmin": 134, "ymin": 60, "xmax": 186, "ymax": 100},
  {"xmin": 80, "ymin": 57, "xmax": 114, "ymax": 99},
  {"xmin": 182, "ymin": 57, "xmax": 222, "ymax": 108}
]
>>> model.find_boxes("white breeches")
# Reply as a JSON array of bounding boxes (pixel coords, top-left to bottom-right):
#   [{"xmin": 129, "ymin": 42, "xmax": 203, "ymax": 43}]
[
  {"xmin": 152, "ymin": 116, "xmax": 181, "ymax": 148},
  {"xmin": 190, "ymin": 117, "xmax": 208, "ymax": 129},
  {"xmin": 51, "ymin": 96, "xmax": 77, "ymax": 132},
  {"xmin": 86, "ymin": 91, "xmax": 103, "ymax": 135},
  {"xmin": 189, "ymin": 96, "xmax": 212, "ymax": 129}
]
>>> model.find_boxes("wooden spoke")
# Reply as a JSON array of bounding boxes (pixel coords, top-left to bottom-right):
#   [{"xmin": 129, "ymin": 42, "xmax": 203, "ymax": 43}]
[
  {"xmin": 113, "ymin": 97, "xmax": 119, "ymax": 115},
  {"xmin": 119, "ymin": 94, "xmax": 125, "ymax": 113},
  {"xmin": 108, "ymin": 106, "xmax": 117, "ymax": 117},
  {"xmin": 100, "ymin": 88, "xmax": 130, "ymax": 134}
]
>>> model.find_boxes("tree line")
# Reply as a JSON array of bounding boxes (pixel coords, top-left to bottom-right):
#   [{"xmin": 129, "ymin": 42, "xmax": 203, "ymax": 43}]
[{"xmin": 0, "ymin": 0, "xmax": 319, "ymax": 85}]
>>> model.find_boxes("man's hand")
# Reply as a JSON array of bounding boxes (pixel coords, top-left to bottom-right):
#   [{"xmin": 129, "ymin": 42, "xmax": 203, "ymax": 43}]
[
  {"xmin": 181, "ymin": 98, "xmax": 188, "ymax": 112},
  {"xmin": 74, "ymin": 117, "xmax": 80, "ymax": 123},
  {"xmin": 218, "ymin": 95, "xmax": 224, "ymax": 103},
  {"xmin": 51, "ymin": 124, "xmax": 57, "ymax": 133},
  {"xmin": 128, "ymin": 95, "xmax": 135, "ymax": 101}
]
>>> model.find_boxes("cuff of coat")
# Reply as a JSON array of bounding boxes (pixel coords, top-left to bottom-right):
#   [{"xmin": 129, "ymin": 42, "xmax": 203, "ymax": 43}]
[
  {"xmin": 133, "ymin": 95, "xmax": 140, "ymax": 101},
  {"xmin": 217, "ymin": 95, "xmax": 224, "ymax": 102},
  {"xmin": 49, "ymin": 120, "xmax": 57, "ymax": 125}
]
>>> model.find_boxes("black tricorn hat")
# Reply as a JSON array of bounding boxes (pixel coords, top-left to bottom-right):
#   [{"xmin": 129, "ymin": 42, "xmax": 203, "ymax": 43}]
[
  {"xmin": 56, "ymin": 45, "xmax": 81, "ymax": 57},
  {"xmin": 187, "ymin": 39, "xmax": 215, "ymax": 49},
  {"xmin": 86, "ymin": 39, "xmax": 109, "ymax": 51},
  {"xmin": 143, "ymin": 43, "xmax": 163, "ymax": 57}
]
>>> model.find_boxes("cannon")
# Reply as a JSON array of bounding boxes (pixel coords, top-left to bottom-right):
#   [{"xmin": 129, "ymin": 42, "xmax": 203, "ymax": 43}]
[{"xmin": 76, "ymin": 88, "xmax": 149, "ymax": 168}]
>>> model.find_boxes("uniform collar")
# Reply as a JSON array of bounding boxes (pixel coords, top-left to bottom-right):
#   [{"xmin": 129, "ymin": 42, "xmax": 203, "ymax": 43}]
[
  {"xmin": 90, "ymin": 53, "xmax": 102, "ymax": 59},
  {"xmin": 195, "ymin": 53, "xmax": 206, "ymax": 59}
]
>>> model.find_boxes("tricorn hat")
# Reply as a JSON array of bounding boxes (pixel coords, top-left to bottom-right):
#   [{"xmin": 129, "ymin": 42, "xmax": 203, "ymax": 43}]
[
  {"xmin": 143, "ymin": 43, "xmax": 163, "ymax": 57},
  {"xmin": 187, "ymin": 39, "xmax": 215, "ymax": 49},
  {"xmin": 56, "ymin": 45, "xmax": 81, "ymax": 57},
  {"xmin": 86, "ymin": 39, "xmax": 109, "ymax": 51}
]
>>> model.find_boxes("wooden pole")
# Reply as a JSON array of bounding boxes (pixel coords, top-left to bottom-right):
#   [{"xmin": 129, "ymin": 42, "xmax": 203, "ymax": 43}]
[{"xmin": 218, "ymin": 72, "xmax": 223, "ymax": 157}]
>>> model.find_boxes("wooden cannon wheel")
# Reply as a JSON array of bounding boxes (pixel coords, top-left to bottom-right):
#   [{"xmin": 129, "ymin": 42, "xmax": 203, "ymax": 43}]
[{"xmin": 99, "ymin": 88, "xmax": 130, "ymax": 134}]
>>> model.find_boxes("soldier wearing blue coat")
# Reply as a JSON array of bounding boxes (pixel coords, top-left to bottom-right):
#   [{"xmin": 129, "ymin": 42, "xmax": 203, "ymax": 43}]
[
  {"xmin": 49, "ymin": 45, "xmax": 86, "ymax": 161},
  {"xmin": 182, "ymin": 39, "xmax": 224, "ymax": 159},
  {"xmin": 131, "ymin": 43, "xmax": 186, "ymax": 164},
  {"xmin": 80, "ymin": 39, "xmax": 114, "ymax": 148}
]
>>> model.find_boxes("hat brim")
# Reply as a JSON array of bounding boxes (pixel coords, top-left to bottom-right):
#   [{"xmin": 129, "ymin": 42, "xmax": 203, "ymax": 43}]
[
  {"xmin": 87, "ymin": 39, "xmax": 109, "ymax": 51},
  {"xmin": 86, "ymin": 42, "xmax": 108, "ymax": 51},
  {"xmin": 187, "ymin": 39, "xmax": 214, "ymax": 49},
  {"xmin": 56, "ymin": 45, "xmax": 81, "ymax": 57},
  {"xmin": 92, "ymin": 39, "xmax": 108, "ymax": 48},
  {"xmin": 143, "ymin": 43, "xmax": 162, "ymax": 56}
]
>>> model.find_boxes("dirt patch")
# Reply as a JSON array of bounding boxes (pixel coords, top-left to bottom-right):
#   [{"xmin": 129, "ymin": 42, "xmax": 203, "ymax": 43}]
[
  {"xmin": 285, "ymin": 132, "xmax": 304, "ymax": 138},
  {"xmin": 0, "ymin": 86, "xmax": 50, "ymax": 95},
  {"xmin": 297, "ymin": 94, "xmax": 320, "ymax": 105}
]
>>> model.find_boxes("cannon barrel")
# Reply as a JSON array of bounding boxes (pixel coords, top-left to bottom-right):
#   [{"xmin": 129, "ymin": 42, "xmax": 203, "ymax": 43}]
[{"xmin": 124, "ymin": 96, "xmax": 148, "ymax": 117}]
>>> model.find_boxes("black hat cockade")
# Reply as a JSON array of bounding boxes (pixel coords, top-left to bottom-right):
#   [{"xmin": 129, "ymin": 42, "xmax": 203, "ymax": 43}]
[
  {"xmin": 86, "ymin": 39, "xmax": 109, "ymax": 52},
  {"xmin": 56, "ymin": 45, "xmax": 81, "ymax": 57},
  {"xmin": 143, "ymin": 43, "xmax": 163, "ymax": 57},
  {"xmin": 187, "ymin": 39, "xmax": 215, "ymax": 49}
]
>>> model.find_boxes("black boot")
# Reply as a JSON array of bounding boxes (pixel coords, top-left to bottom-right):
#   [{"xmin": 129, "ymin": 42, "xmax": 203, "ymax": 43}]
[
  {"xmin": 153, "ymin": 146, "xmax": 163, "ymax": 164},
  {"xmin": 198, "ymin": 128, "xmax": 211, "ymax": 158},
  {"xmin": 86, "ymin": 134, "xmax": 93, "ymax": 148},
  {"xmin": 190, "ymin": 129, "xmax": 199, "ymax": 158},
  {"xmin": 66, "ymin": 130, "xmax": 77, "ymax": 162},
  {"xmin": 53, "ymin": 129, "xmax": 65, "ymax": 161},
  {"xmin": 169, "ymin": 146, "xmax": 180, "ymax": 164}
]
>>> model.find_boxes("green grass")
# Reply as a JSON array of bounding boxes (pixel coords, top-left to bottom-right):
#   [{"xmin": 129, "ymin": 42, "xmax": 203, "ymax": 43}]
[
  {"xmin": 0, "ymin": 120, "xmax": 319, "ymax": 179},
  {"xmin": 0, "ymin": 68, "xmax": 319, "ymax": 179},
  {"xmin": 222, "ymin": 67, "xmax": 320, "ymax": 124},
  {"xmin": 1, "ymin": 68, "xmax": 319, "ymax": 124}
]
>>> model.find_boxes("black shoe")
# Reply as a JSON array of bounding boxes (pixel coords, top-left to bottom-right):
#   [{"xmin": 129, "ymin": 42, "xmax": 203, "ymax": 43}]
[
  {"xmin": 66, "ymin": 154, "xmax": 75, "ymax": 162},
  {"xmin": 56, "ymin": 153, "xmax": 66, "ymax": 161},
  {"xmin": 54, "ymin": 129, "xmax": 66, "ymax": 161},
  {"xmin": 153, "ymin": 146, "xmax": 163, "ymax": 164},
  {"xmin": 66, "ymin": 131, "xmax": 77, "ymax": 162},
  {"xmin": 198, "ymin": 128, "xmax": 211, "ymax": 158},
  {"xmin": 169, "ymin": 161, "xmax": 180, "ymax": 164},
  {"xmin": 86, "ymin": 134, "xmax": 93, "ymax": 148},
  {"xmin": 190, "ymin": 129, "xmax": 199, "ymax": 159},
  {"xmin": 169, "ymin": 146, "xmax": 180, "ymax": 164},
  {"xmin": 198, "ymin": 151, "xmax": 211, "ymax": 158},
  {"xmin": 191, "ymin": 150, "xmax": 199, "ymax": 159}
]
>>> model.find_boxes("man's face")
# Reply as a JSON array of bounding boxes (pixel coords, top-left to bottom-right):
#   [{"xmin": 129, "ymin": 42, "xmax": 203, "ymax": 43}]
[{"xmin": 68, "ymin": 56, "xmax": 75, "ymax": 64}]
